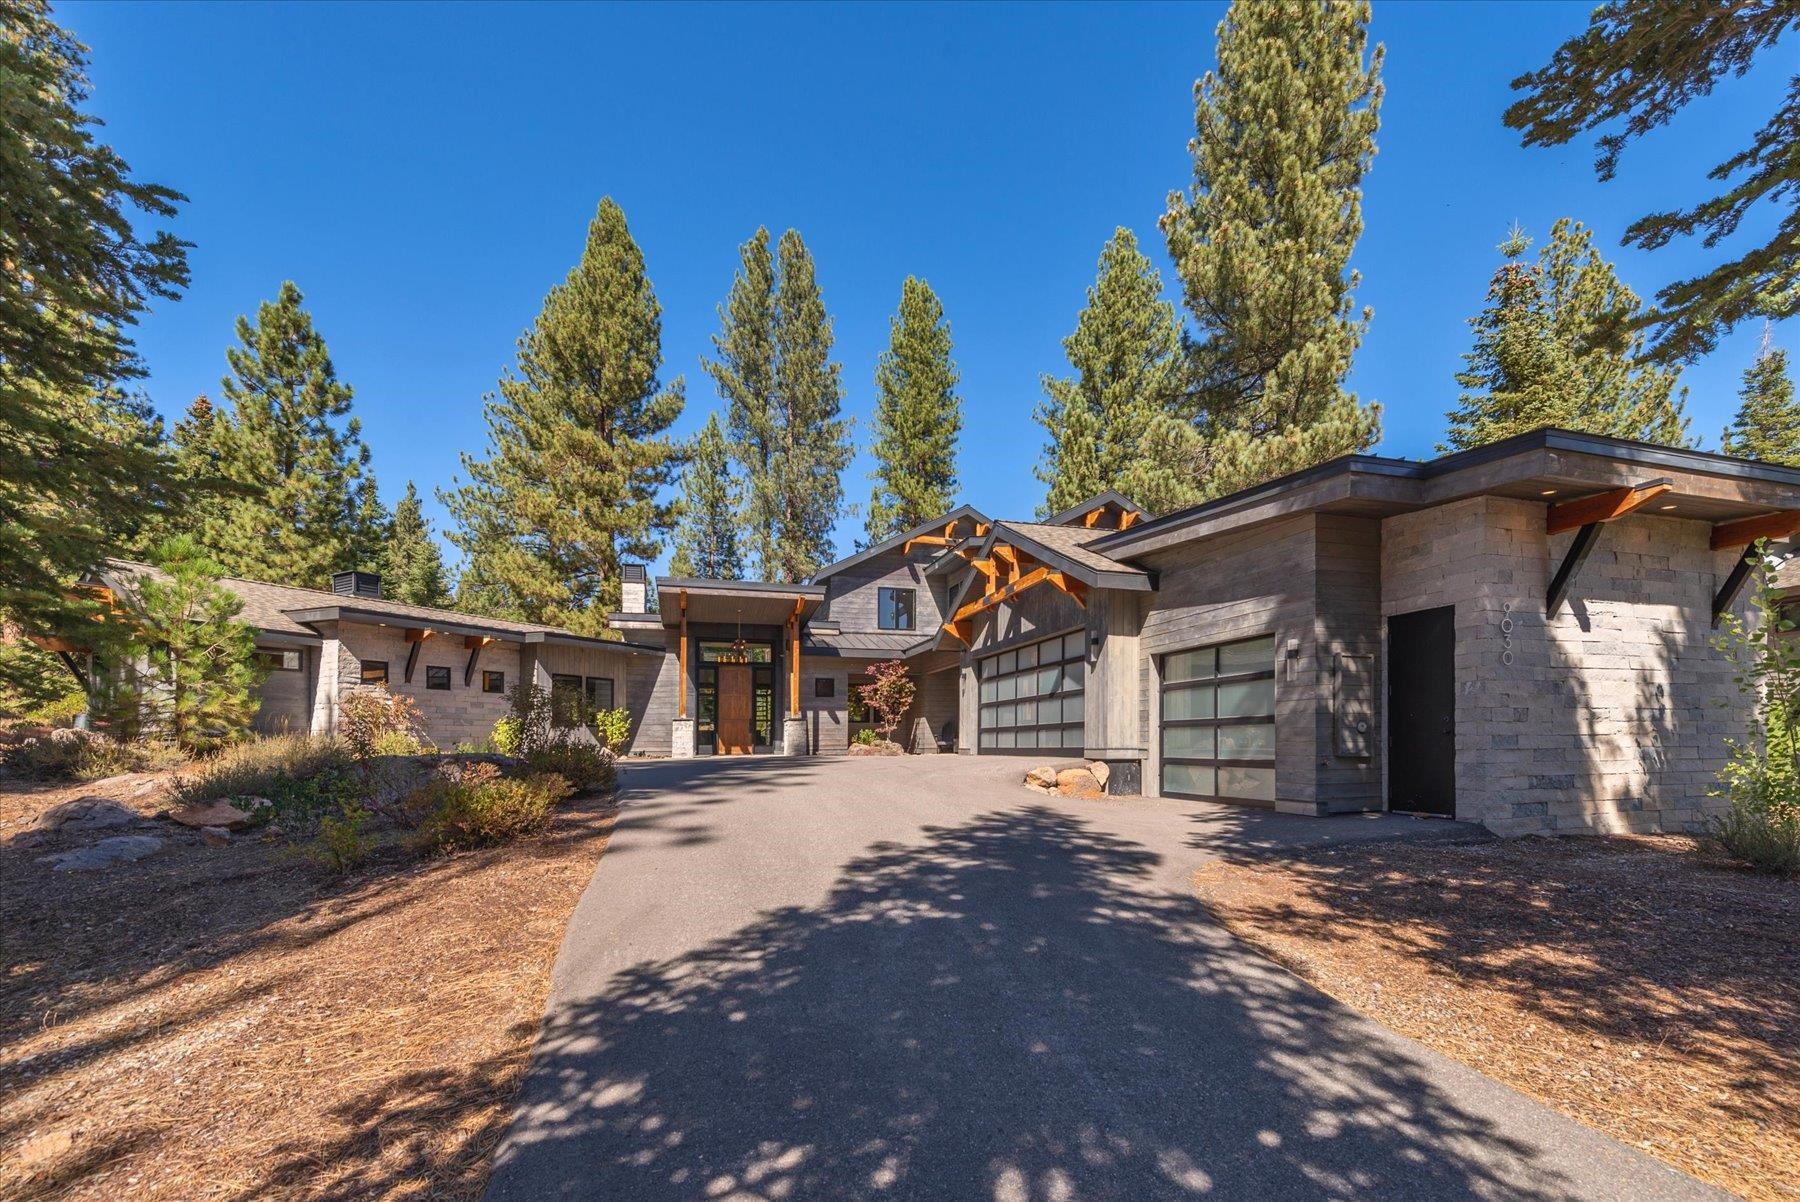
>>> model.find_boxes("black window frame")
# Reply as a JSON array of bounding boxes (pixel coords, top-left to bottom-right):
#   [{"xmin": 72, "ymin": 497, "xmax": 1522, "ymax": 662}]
[
  {"xmin": 877, "ymin": 586, "xmax": 916, "ymax": 631},
  {"xmin": 1159, "ymin": 634, "xmax": 1277, "ymax": 806},
  {"xmin": 814, "ymin": 677, "xmax": 835, "ymax": 698},
  {"xmin": 256, "ymin": 649, "xmax": 302, "ymax": 671},
  {"xmin": 975, "ymin": 628, "xmax": 1087, "ymax": 755},
  {"xmin": 481, "ymin": 670, "xmax": 506, "ymax": 694},
  {"xmin": 550, "ymin": 673, "xmax": 584, "ymax": 728},
  {"xmin": 360, "ymin": 660, "xmax": 389, "ymax": 686},
  {"xmin": 425, "ymin": 665, "xmax": 452, "ymax": 691},
  {"xmin": 584, "ymin": 676, "xmax": 615, "ymax": 712}
]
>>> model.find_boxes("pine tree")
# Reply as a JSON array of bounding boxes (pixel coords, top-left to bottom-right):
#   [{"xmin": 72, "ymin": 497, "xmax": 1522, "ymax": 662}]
[
  {"xmin": 1444, "ymin": 222, "xmax": 1695, "ymax": 451},
  {"xmin": 445, "ymin": 199, "xmax": 684, "ymax": 632},
  {"xmin": 705, "ymin": 229, "xmax": 780, "ymax": 578},
  {"xmin": 1506, "ymin": 2, "xmax": 1798, "ymax": 362},
  {"xmin": 670, "ymin": 413, "xmax": 744, "ymax": 579},
  {"xmin": 1160, "ymin": 0, "xmax": 1383, "ymax": 504},
  {"xmin": 1722, "ymin": 331, "xmax": 1800, "ymax": 465},
  {"xmin": 770, "ymin": 230, "xmax": 853, "ymax": 580},
  {"xmin": 867, "ymin": 277, "xmax": 961, "ymax": 541},
  {"xmin": 382, "ymin": 482, "xmax": 452, "ymax": 606},
  {"xmin": 1443, "ymin": 228, "xmax": 1585, "ymax": 451},
  {"xmin": 188, "ymin": 282, "xmax": 386, "ymax": 585},
  {"xmin": 95, "ymin": 535, "xmax": 262, "ymax": 753},
  {"xmin": 1036, "ymin": 228, "xmax": 1183, "ymax": 515},
  {"xmin": 1, "ymin": 3, "xmax": 189, "ymax": 637}
]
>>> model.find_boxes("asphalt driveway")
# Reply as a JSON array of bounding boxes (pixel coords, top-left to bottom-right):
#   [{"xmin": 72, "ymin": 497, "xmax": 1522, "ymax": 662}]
[{"xmin": 486, "ymin": 755, "xmax": 1726, "ymax": 1201}]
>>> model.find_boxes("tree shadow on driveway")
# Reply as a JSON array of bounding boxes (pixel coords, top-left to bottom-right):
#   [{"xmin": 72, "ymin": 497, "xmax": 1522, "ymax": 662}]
[{"xmin": 485, "ymin": 803, "xmax": 1664, "ymax": 1201}]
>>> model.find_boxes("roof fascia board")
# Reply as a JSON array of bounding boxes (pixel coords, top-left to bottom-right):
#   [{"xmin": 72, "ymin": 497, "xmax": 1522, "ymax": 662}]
[
  {"xmin": 285, "ymin": 606, "xmax": 545, "ymax": 644},
  {"xmin": 653, "ymin": 578, "xmax": 826, "ymax": 599}
]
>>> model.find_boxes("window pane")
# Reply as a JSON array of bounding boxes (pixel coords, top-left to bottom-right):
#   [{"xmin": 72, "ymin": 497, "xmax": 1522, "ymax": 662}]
[
  {"xmin": 1162, "ymin": 686, "xmax": 1215, "ymax": 721},
  {"xmin": 1163, "ymin": 724, "xmax": 1215, "ymax": 759},
  {"xmin": 1063, "ymin": 660, "xmax": 1084, "ymax": 689},
  {"xmin": 1219, "ymin": 636, "xmax": 1275, "ymax": 676},
  {"xmin": 1217, "ymin": 678, "xmax": 1275, "ymax": 718},
  {"xmin": 997, "ymin": 729, "xmax": 1016, "ymax": 748},
  {"xmin": 1018, "ymin": 671, "xmax": 1037, "ymax": 698},
  {"xmin": 1062, "ymin": 726, "xmax": 1085, "ymax": 749},
  {"xmin": 980, "ymin": 678, "xmax": 997, "ymax": 703},
  {"xmin": 1219, "ymin": 765, "xmax": 1276, "ymax": 802},
  {"xmin": 1060, "ymin": 693, "xmax": 1084, "ymax": 723},
  {"xmin": 1217, "ymin": 723, "xmax": 1275, "ymax": 760},
  {"xmin": 426, "ymin": 666, "xmax": 451, "ymax": 690},
  {"xmin": 1164, "ymin": 763, "xmax": 1215, "ymax": 797},
  {"xmin": 999, "ymin": 675, "xmax": 1017, "ymax": 701},
  {"xmin": 996, "ymin": 702, "xmax": 1014, "ymax": 726},
  {"xmin": 998, "ymin": 650, "xmax": 1017, "ymax": 675},
  {"xmin": 1037, "ymin": 666, "xmax": 1059, "ymax": 695},
  {"xmin": 1015, "ymin": 699, "xmax": 1036, "ymax": 726},
  {"xmin": 981, "ymin": 729, "xmax": 996, "ymax": 748},
  {"xmin": 360, "ymin": 661, "xmax": 388, "ymax": 685},
  {"xmin": 1017, "ymin": 641, "xmax": 1038, "ymax": 669},
  {"xmin": 1064, "ymin": 631, "xmax": 1085, "ymax": 661},
  {"xmin": 1164, "ymin": 648, "xmax": 1214, "ymax": 683}
]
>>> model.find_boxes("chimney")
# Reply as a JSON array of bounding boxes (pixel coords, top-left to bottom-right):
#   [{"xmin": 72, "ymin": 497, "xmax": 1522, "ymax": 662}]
[
  {"xmin": 620, "ymin": 563, "xmax": 647, "ymax": 614},
  {"xmin": 330, "ymin": 570, "xmax": 383, "ymax": 600}
]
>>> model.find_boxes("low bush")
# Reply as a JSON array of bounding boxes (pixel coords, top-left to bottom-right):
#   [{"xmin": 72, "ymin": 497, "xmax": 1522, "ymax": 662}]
[
  {"xmin": 25, "ymin": 691, "xmax": 88, "ymax": 727},
  {"xmin": 853, "ymin": 728, "xmax": 880, "ymax": 747},
  {"xmin": 524, "ymin": 740, "xmax": 616, "ymax": 795},
  {"xmin": 1710, "ymin": 805, "xmax": 1800, "ymax": 876},
  {"xmin": 414, "ymin": 761, "xmax": 573, "ymax": 852},
  {"xmin": 310, "ymin": 800, "xmax": 374, "ymax": 873},
  {"xmin": 0, "ymin": 728, "xmax": 186, "ymax": 781},
  {"xmin": 590, "ymin": 706, "xmax": 633, "ymax": 752},
  {"xmin": 339, "ymin": 686, "xmax": 431, "ymax": 759},
  {"xmin": 371, "ymin": 730, "xmax": 426, "ymax": 757},
  {"xmin": 173, "ymin": 734, "xmax": 359, "ymax": 827},
  {"xmin": 489, "ymin": 715, "xmax": 522, "ymax": 757}
]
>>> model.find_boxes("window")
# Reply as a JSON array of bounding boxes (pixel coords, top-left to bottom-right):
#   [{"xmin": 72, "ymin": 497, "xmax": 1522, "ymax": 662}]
[
  {"xmin": 425, "ymin": 665, "xmax": 451, "ymax": 690},
  {"xmin": 878, "ymin": 587, "xmax": 916, "ymax": 631},
  {"xmin": 815, "ymin": 677, "xmax": 835, "ymax": 698},
  {"xmin": 550, "ymin": 673, "xmax": 584, "ymax": 728},
  {"xmin": 584, "ymin": 676, "xmax": 614, "ymax": 711},
  {"xmin": 256, "ymin": 649, "xmax": 301, "ymax": 671},
  {"xmin": 1160, "ymin": 634, "xmax": 1276, "ymax": 805},
  {"xmin": 360, "ymin": 660, "xmax": 389, "ymax": 686},
  {"xmin": 976, "ymin": 629, "xmax": 1086, "ymax": 754},
  {"xmin": 482, "ymin": 670, "xmax": 505, "ymax": 694},
  {"xmin": 698, "ymin": 641, "xmax": 771, "ymax": 663}
]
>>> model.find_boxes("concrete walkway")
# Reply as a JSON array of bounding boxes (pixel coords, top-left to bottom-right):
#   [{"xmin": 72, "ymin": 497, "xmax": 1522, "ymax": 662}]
[{"xmin": 487, "ymin": 755, "xmax": 1727, "ymax": 1201}]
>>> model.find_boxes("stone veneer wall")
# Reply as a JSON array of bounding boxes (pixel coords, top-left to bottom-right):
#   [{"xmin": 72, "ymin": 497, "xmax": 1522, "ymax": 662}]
[
  {"xmin": 322, "ymin": 621, "xmax": 522, "ymax": 748},
  {"xmin": 1381, "ymin": 496, "xmax": 1748, "ymax": 836}
]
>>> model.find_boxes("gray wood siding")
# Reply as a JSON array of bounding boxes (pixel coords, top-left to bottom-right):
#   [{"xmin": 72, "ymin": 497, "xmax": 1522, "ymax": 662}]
[
  {"xmin": 252, "ymin": 647, "xmax": 312, "ymax": 736},
  {"xmin": 822, "ymin": 549, "xmax": 944, "ymax": 635},
  {"xmin": 624, "ymin": 633, "xmax": 677, "ymax": 757},
  {"xmin": 1311, "ymin": 515, "xmax": 1383, "ymax": 810},
  {"xmin": 801, "ymin": 656, "xmax": 851, "ymax": 754}
]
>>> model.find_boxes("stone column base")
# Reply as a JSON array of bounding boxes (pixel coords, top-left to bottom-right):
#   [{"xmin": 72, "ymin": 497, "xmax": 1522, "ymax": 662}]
[
  {"xmin": 781, "ymin": 715, "xmax": 809, "ymax": 756},
  {"xmin": 671, "ymin": 717, "xmax": 696, "ymax": 759}
]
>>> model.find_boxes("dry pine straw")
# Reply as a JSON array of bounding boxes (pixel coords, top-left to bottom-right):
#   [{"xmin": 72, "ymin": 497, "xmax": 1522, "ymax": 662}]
[
  {"xmin": 0, "ymin": 773, "xmax": 616, "ymax": 1201},
  {"xmin": 1193, "ymin": 834, "xmax": 1799, "ymax": 1202}
]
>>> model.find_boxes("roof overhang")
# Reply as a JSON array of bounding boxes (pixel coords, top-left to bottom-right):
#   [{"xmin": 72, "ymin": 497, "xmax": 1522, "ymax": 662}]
[
  {"xmin": 809, "ymin": 505, "xmax": 990, "ymax": 582},
  {"xmin": 654, "ymin": 578, "xmax": 826, "ymax": 628},
  {"xmin": 284, "ymin": 605, "xmax": 660, "ymax": 654}
]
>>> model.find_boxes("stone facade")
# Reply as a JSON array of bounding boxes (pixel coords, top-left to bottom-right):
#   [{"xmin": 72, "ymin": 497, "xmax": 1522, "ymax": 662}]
[{"xmin": 310, "ymin": 620, "xmax": 522, "ymax": 748}]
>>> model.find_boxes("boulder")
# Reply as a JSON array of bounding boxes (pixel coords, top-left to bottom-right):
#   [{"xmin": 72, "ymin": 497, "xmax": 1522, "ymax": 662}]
[
  {"xmin": 168, "ymin": 800, "xmax": 253, "ymax": 831},
  {"xmin": 1024, "ymin": 765, "xmax": 1059, "ymax": 789},
  {"xmin": 200, "ymin": 826, "xmax": 232, "ymax": 847},
  {"xmin": 32, "ymin": 798, "xmax": 139, "ymax": 834},
  {"xmin": 1088, "ymin": 760, "xmax": 1111, "ymax": 789},
  {"xmin": 43, "ymin": 835, "xmax": 164, "ymax": 872},
  {"xmin": 847, "ymin": 741, "xmax": 904, "ymax": 757},
  {"xmin": 1055, "ymin": 767, "xmax": 1103, "ymax": 798}
]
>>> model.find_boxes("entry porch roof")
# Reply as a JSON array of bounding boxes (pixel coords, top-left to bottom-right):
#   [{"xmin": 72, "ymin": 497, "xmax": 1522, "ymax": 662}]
[{"xmin": 653, "ymin": 578, "xmax": 827, "ymax": 628}]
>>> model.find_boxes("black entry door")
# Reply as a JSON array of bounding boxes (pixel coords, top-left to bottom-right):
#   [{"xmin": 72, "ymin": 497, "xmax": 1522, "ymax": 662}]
[{"xmin": 1387, "ymin": 606, "xmax": 1455, "ymax": 817}]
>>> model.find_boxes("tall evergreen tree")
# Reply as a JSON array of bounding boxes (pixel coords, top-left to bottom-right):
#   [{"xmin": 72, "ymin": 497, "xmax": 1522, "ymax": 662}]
[
  {"xmin": 445, "ymin": 199, "xmax": 684, "ymax": 632},
  {"xmin": 1160, "ymin": 0, "xmax": 1384, "ymax": 503},
  {"xmin": 184, "ymin": 282, "xmax": 386, "ymax": 585},
  {"xmin": 1506, "ymin": 1, "xmax": 1798, "ymax": 362},
  {"xmin": 382, "ymin": 482, "xmax": 452, "ymax": 606},
  {"xmin": 1722, "ymin": 330, "xmax": 1800, "ymax": 465},
  {"xmin": 1444, "ymin": 222, "xmax": 1694, "ymax": 451},
  {"xmin": 771, "ymin": 230, "xmax": 853, "ymax": 580},
  {"xmin": 669, "ymin": 413, "xmax": 744, "ymax": 579},
  {"xmin": 1, "ymin": 3, "xmax": 189, "ymax": 637},
  {"xmin": 705, "ymin": 229, "xmax": 780, "ymax": 578},
  {"xmin": 1036, "ymin": 228, "xmax": 1183, "ymax": 515},
  {"xmin": 867, "ymin": 277, "xmax": 961, "ymax": 542}
]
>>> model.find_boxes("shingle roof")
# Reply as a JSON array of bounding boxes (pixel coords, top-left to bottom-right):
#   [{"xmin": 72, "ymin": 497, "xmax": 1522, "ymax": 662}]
[{"xmin": 991, "ymin": 522, "xmax": 1149, "ymax": 581}]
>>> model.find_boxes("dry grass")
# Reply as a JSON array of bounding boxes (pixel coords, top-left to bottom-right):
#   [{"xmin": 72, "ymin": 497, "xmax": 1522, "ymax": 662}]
[
  {"xmin": 1193, "ymin": 834, "xmax": 1800, "ymax": 1201},
  {"xmin": 0, "ymin": 766, "xmax": 615, "ymax": 1201}
]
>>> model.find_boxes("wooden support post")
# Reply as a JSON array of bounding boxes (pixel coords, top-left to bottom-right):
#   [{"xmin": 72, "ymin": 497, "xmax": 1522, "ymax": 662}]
[
  {"xmin": 55, "ymin": 650, "xmax": 88, "ymax": 690},
  {"xmin": 789, "ymin": 598, "xmax": 802, "ymax": 718},
  {"xmin": 1712, "ymin": 543, "xmax": 1762, "ymax": 628},
  {"xmin": 677, "ymin": 589, "xmax": 689, "ymax": 719},
  {"xmin": 462, "ymin": 635, "xmax": 489, "ymax": 687},
  {"xmin": 1546, "ymin": 523, "xmax": 1603, "ymax": 617}
]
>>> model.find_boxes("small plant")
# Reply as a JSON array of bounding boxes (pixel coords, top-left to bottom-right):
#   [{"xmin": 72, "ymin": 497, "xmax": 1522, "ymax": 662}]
[
  {"xmin": 173, "ymin": 734, "xmax": 358, "ymax": 827},
  {"xmin": 590, "ymin": 706, "xmax": 633, "ymax": 751},
  {"xmin": 1709, "ymin": 550, "xmax": 1800, "ymax": 874},
  {"xmin": 490, "ymin": 715, "xmax": 522, "ymax": 757},
  {"xmin": 24, "ymin": 691, "xmax": 88, "ymax": 727},
  {"xmin": 310, "ymin": 800, "xmax": 373, "ymax": 873},
  {"xmin": 371, "ymin": 729, "xmax": 426, "ymax": 757},
  {"xmin": 856, "ymin": 660, "xmax": 915, "ymax": 746},
  {"xmin": 854, "ymin": 728, "xmax": 880, "ymax": 747},
  {"xmin": 504, "ymin": 682, "xmax": 557, "ymax": 757},
  {"xmin": 1711, "ymin": 805, "xmax": 1800, "ymax": 876},
  {"xmin": 414, "ymin": 761, "xmax": 573, "ymax": 852},
  {"xmin": 339, "ymin": 686, "xmax": 430, "ymax": 760},
  {"xmin": 0, "ymin": 728, "xmax": 185, "ymax": 780},
  {"xmin": 525, "ymin": 741, "xmax": 617, "ymax": 794}
]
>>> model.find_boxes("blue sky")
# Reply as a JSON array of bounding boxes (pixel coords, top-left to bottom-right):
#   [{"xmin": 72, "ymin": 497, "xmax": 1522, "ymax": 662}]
[{"xmin": 68, "ymin": 0, "xmax": 1794, "ymax": 575}]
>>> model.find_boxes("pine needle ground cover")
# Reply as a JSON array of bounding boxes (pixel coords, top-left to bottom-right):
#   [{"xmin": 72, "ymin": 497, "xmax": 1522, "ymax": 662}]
[
  {"xmin": 1192, "ymin": 836, "xmax": 1798, "ymax": 1201},
  {"xmin": 0, "ymin": 767, "xmax": 616, "ymax": 1201}
]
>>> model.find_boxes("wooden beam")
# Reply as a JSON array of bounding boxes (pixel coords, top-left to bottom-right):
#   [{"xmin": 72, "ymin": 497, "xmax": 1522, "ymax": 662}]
[
  {"xmin": 404, "ymin": 627, "xmax": 431, "ymax": 643},
  {"xmin": 953, "ymin": 565, "xmax": 1054, "ymax": 624},
  {"xmin": 1711, "ymin": 510, "xmax": 1800, "ymax": 550},
  {"xmin": 941, "ymin": 618, "xmax": 973, "ymax": 645},
  {"xmin": 1546, "ymin": 522, "xmax": 1604, "ymax": 617},
  {"xmin": 1083, "ymin": 509, "xmax": 1102, "ymax": 528},
  {"xmin": 403, "ymin": 629, "xmax": 434, "ymax": 682},
  {"xmin": 462, "ymin": 636, "xmax": 490, "ymax": 687},
  {"xmin": 678, "ymin": 589, "xmax": 689, "ymax": 719},
  {"xmin": 1118, "ymin": 510, "xmax": 1140, "ymax": 530},
  {"xmin": 28, "ymin": 635, "xmax": 80, "ymax": 654},
  {"xmin": 901, "ymin": 533, "xmax": 955, "ymax": 554},
  {"xmin": 55, "ymin": 650, "xmax": 88, "ymax": 690},
  {"xmin": 1712, "ymin": 543, "xmax": 1762, "ymax": 628},
  {"xmin": 1046, "ymin": 570, "xmax": 1088, "ymax": 609},
  {"xmin": 1545, "ymin": 479, "xmax": 1672, "ymax": 536}
]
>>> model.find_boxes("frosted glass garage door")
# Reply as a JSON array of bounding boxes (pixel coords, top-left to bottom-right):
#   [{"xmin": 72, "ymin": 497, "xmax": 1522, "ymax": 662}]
[{"xmin": 977, "ymin": 630, "xmax": 1085, "ymax": 754}]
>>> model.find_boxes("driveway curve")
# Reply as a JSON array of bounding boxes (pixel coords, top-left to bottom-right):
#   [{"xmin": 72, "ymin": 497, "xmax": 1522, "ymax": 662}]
[{"xmin": 487, "ymin": 755, "xmax": 1725, "ymax": 1202}]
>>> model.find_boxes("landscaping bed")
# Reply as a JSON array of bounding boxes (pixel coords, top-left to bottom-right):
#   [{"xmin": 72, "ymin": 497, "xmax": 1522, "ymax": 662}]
[
  {"xmin": 0, "ymin": 754, "xmax": 617, "ymax": 1200},
  {"xmin": 1192, "ymin": 834, "xmax": 1799, "ymax": 1201}
]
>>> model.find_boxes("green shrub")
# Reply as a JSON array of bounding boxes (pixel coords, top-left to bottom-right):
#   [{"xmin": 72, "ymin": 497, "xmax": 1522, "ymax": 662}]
[
  {"xmin": 339, "ymin": 686, "xmax": 431, "ymax": 759},
  {"xmin": 0, "ymin": 729, "xmax": 185, "ymax": 780},
  {"xmin": 854, "ymin": 728, "xmax": 880, "ymax": 747},
  {"xmin": 524, "ymin": 740, "xmax": 616, "ymax": 795},
  {"xmin": 24, "ymin": 691, "xmax": 88, "ymax": 727},
  {"xmin": 590, "ymin": 706, "xmax": 633, "ymax": 752},
  {"xmin": 372, "ymin": 730, "xmax": 426, "ymax": 757},
  {"xmin": 1710, "ymin": 805, "xmax": 1800, "ymax": 876},
  {"xmin": 310, "ymin": 801, "xmax": 374, "ymax": 873},
  {"xmin": 489, "ymin": 715, "xmax": 522, "ymax": 757},
  {"xmin": 415, "ymin": 762, "xmax": 573, "ymax": 852},
  {"xmin": 173, "ymin": 734, "xmax": 358, "ymax": 826}
]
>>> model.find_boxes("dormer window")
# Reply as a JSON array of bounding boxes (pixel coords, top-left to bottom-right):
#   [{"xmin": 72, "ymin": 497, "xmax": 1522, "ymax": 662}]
[{"xmin": 879, "ymin": 587, "xmax": 915, "ymax": 631}]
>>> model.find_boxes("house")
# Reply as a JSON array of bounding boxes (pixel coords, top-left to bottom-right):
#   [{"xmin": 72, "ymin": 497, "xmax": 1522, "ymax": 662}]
[
  {"xmin": 82, "ymin": 563, "xmax": 664, "ymax": 749},
  {"xmin": 71, "ymin": 426, "xmax": 1799, "ymax": 836}
]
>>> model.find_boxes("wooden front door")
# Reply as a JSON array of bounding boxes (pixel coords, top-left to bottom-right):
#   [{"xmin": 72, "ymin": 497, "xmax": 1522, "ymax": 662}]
[{"xmin": 717, "ymin": 663, "xmax": 754, "ymax": 754}]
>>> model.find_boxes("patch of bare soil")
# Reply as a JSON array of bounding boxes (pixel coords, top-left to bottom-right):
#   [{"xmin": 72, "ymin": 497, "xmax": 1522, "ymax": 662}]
[
  {"xmin": 1193, "ymin": 835, "xmax": 1799, "ymax": 1201},
  {"xmin": 0, "ymin": 768, "xmax": 615, "ymax": 1200}
]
